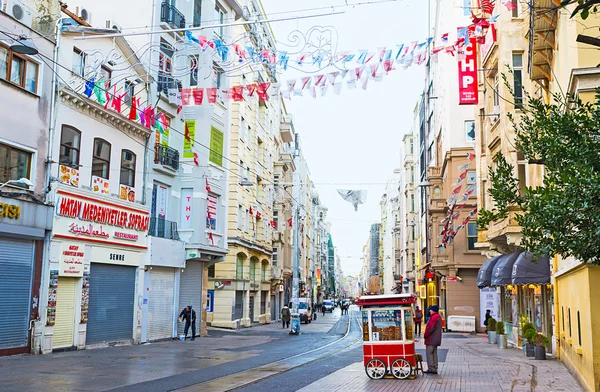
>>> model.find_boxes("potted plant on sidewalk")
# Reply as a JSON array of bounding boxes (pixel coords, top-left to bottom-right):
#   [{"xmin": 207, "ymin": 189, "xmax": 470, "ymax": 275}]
[
  {"xmin": 496, "ymin": 320, "xmax": 507, "ymax": 349},
  {"xmin": 522, "ymin": 322, "xmax": 536, "ymax": 357},
  {"xmin": 534, "ymin": 333, "xmax": 550, "ymax": 360},
  {"xmin": 487, "ymin": 317, "xmax": 497, "ymax": 344}
]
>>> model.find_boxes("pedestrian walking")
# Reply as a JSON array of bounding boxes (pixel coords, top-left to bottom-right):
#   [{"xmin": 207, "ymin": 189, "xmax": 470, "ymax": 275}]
[
  {"xmin": 423, "ymin": 305, "xmax": 442, "ymax": 374},
  {"xmin": 484, "ymin": 309, "xmax": 492, "ymax": 333},
  {"xmin": 322, "ymin": 303, "xmax": 326, "ymax": 316},
  {"xmin": 178, "ymin": 305, "xmax": 196, "ymax": 341},
  {"xmin": 414, "ymin": 306, "xmax": 423, "ymax": 336},
  {"xmin": 281, "ymin": 304, "xmax": 291, "ymax": 329}
]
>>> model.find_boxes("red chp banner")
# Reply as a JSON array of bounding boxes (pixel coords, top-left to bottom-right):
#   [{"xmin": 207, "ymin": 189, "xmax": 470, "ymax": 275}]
[{"xmin": 458, "ymin": 26, "xmax": 478, "ymax": 105}]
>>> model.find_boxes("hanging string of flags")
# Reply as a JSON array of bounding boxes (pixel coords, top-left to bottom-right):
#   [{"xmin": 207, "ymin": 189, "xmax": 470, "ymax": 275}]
[
  {"xmin": 178, "ymin": 0, "xmax": 518, "ymax": 77},
  {"xmin": 438, "ymin": 152, "xmax": 478, "ymax": 248}
]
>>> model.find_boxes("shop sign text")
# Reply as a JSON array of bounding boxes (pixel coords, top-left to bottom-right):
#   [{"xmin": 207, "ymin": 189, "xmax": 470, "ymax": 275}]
[
  {"xmin": 0, "ymin": 202, "xmax": 21, "ymax": 219},
  {"xmin": 59, "ymin": 243, "xmax": 85, "ymax": 277}
]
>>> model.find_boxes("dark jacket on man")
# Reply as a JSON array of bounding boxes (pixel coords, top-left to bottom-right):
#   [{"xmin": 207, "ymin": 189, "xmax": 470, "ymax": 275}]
[
  {"xmin": 281, "ymin": 306, "xmax": 291, "ymax": 321},
  {"xmin": 424, "ymin": 311, "xmax": 443, "ymax": 346},
  {"xmin": 179, "ymin": 307, "xmax": 196, "ymax": 323}
]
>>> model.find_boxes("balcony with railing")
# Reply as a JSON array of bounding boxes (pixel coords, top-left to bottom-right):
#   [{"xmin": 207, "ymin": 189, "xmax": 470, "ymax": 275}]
[
  {"xmin": 280, "ymin": 115, "xmax": 294, "ymax": 143},
  {"xmin": 149, "ymin": 217, "xmax": 180, "ymax": 240},
  {"xmin": 161, "ymin": 1, "xmax": 186, "ymax": 29},
  {"xmin": 154, "ymin": 143, "xmax": 179, "ymax": 173}
]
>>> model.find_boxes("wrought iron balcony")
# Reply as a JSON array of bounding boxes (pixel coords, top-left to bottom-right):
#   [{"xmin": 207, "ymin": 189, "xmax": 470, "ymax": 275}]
[
  {"xmin": 149, "ymin": 217, "xmax": 180, "ymax": 240},
  {"xmin": 161, "ymin": 1, "xmax": 186, "ymax": 29},
  {"xmin": 154, "ymin": 143, "xmax": 179, "ymax": 171}
]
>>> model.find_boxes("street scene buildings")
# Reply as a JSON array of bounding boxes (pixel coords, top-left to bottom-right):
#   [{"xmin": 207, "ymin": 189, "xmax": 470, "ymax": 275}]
[{"xmin": 0, "ymin": 0, "xmax": 599, "ymax": 391}]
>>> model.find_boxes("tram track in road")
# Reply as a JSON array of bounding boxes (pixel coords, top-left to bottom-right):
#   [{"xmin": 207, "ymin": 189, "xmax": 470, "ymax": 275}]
[{"xmin": 173, "ymin": 310, "xmax": 363, "ymax": 392}]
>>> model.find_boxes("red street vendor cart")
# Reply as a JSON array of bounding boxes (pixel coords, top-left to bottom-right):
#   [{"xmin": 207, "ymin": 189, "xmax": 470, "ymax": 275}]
[{"xmin": 357, "ymin": 293, "xmax": 418, "ymax": 380}]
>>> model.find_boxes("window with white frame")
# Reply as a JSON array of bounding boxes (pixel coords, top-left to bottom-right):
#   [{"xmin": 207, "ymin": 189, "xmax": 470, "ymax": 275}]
[
  {"xmin": 467, "ymin": 171, "xmax": 476, "ymax": 184},
  {"xmin": 273, "ymin": 210, "xmax": 279, "ymax": 230},
  {"xmin": 512, "ymin": 53, "xmax": 524, "ymax": 107},
  {"xmin": 467, "ymin": 222, "xmax": 478, "ymax": 250},
  {"xmin": 465, "ymin": 121, "xmax": 475, "ymax": 142},
  {"xmin": 215, "ymin": 4, "xmax": 226, "ymax": 37}
]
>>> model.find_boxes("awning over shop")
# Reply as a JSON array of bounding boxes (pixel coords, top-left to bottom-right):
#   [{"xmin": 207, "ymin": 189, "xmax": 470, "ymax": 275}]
[
  {"xmin": 491, "ymin": 252, "xmax": 522, "ymax": 286},
  {"xmin": 511, "ymin": 252, "xmax": 551, "ymax": 285},
  {"xmin": 477, "ymin": 255, "xmax": 503, "ymax": 288}
]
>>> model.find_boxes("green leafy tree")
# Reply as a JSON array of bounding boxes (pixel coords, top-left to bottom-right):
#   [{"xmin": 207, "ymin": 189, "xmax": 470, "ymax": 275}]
[
  {"xmin": 478, "ymin": 89, "xmax": 600, "ymax": 264},
  {"xmin": 560, "ymin": 0, "xmax": 600, "ymax": 19}
]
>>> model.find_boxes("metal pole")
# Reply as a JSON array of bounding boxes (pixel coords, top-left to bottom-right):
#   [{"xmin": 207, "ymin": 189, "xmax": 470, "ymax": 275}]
[{"xmin": 290, "ymin": 205, "xmax": 300, "ymax": 334}]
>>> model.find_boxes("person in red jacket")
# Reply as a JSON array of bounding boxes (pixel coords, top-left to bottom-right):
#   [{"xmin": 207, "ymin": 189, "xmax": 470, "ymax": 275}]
[
  {"xmin": 423, "ymin": 305, "xmax": 442, "ymax": 374},
  {"xmin": 413, "ymin": 306, "xmax": 423, "ymax": 336}
]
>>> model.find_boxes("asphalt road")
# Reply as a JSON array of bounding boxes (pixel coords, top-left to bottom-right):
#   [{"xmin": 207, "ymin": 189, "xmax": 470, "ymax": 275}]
[{"xmin": 0, "ymin": 308, "xmax": 355, "ymax": 392}]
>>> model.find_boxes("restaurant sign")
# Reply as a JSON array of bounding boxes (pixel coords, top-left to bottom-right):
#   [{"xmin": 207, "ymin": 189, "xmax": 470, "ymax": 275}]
[
  {"xmin": 59, "ymin": 242, "xmax": 85, "ymax": 277},
  {"xmin": 54, "ymin": 189, "xmax": 149, "ymax": 248}
]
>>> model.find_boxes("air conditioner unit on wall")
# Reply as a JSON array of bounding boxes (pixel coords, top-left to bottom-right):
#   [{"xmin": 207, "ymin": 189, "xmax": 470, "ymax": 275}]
[
  {"xmin": 74, "ymin": 5, "xmax": 92, "ymax": 25},
  {"xmin": 105, "ymin": 19, "xmax": 121, "ymax": 31},
  {"xmin": 7, "ymin": 0, "xmax": 33, "ymax": 28}
]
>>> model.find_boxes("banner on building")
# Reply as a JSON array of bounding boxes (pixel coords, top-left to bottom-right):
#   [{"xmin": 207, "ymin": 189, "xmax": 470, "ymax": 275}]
[
  {"xmin": 457, "ymin": 26, "xmax": 479, "ymax": 105},
  {"xmin": 183, "ymin": 120, "xmax": 196, "ymax": 158},
  {"xmin": 209, "ymin": 126, "xmax": 224, "ymax": 166}
]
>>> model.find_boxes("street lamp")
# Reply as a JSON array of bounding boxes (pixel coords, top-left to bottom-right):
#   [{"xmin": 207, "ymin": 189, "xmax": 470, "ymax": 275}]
[
  {"xmin": 0, "ymin": 178, "xmax": 33, "ymax": 189},
  {"xmin": 238, "ymin": 179, "xmax": 253, "ymax": 186},
  {"xmin": 10, "ymin": 36, "xmax": 39, "ymax": 55}
]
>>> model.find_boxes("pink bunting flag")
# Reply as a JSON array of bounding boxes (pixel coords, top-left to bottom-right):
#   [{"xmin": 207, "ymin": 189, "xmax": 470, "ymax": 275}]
[
  {"xmin": 370, "ymin": 63, "xmax": 379, "ymax": 78},
  {"xmin": 246, "ymin": 83, "xmax": 257, "ymax": 97},
  {"xmin": 206, "ymin": 88, "xmax": 217, "ymax": 104},
  {"xmin": 256, "ymin": 82, "xmax": 271, "ymax": 101},
  {"xmin": 313, "ymin": 74, "xmax": 325, "ymax": 87},
  {"xmin": 299, "ymin": 76, "xmax": 311, "ymax": 90},
  {"xmin": 181, "ymin": 88, "xmax": 192, "ymax": 106},
  {"xmin": 287, "ymin": 79, "xmax": 296, "ymax": 93},
  {"xmin": 467, "ymin": 152, "xmax": 476, "ymax": 161},
  {"xmin": 231, "ymin": 85, "xmax": 244, "ymax": 102},
  {"xmin": 355, "ymin": 66, "xmax": 365, "ymax": 80},
  {"xmin": 192, "ymin": 88, "xmax": 204, "ymax": 105}
]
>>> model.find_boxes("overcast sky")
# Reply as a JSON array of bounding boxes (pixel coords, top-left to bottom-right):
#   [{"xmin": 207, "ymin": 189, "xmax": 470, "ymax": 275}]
[{"xmin": 261, "ymin": 0, "xmax": 428, "ymax": 276}]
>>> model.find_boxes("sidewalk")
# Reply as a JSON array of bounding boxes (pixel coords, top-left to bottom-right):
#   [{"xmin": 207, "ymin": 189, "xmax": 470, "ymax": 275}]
[{"xmin": 298, "ymin": 333, "xmax": 583, "ymax": 392}]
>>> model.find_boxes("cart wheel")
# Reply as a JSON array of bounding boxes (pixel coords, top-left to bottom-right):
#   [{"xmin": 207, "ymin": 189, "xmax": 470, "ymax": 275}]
[
  {"xmin": 365, "ymin": 358, "xmax": 387, "ymax": 379},
  {"xmin": 391, "ymin": 358, "xmax": 412, "ymax": 380}
]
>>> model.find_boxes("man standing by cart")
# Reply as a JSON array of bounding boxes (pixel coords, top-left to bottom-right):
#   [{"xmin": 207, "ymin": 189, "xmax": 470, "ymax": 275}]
[{"xmin": 423, "ymin": 305, "xmax": 442, "ymax": 375}]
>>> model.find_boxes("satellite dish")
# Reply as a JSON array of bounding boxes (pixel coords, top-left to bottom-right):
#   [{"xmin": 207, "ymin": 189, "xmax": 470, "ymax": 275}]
[{"xmin": 214, "ymin": 281, "xmax": 224, "ymax": 289}]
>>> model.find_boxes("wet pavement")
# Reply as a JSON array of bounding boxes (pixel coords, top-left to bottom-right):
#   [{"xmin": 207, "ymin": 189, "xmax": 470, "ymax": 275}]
[{"xmin": 0, "ymin": 309, "xmax": 348, "ymax": 392}]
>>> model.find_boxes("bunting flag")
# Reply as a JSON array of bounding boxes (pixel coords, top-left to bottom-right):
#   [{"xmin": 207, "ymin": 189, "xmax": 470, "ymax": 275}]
[
  {"xmin": 193, "ymin": 152, "xmax": 199, "ymax": 166},
  {"xmin": 501, "ymin": 0, "xmax": 517, "ymax": 11},
  {"xmin": 110, "ymin": 87, "xmax": 122, "ymax": 113},
  {"xmin": 287, "ymin": 217, "xmax": 293, "ymax": 227},
  {"xmin": 480, "ymin": 0, "xmax": 495, "ymax": 14},
  {"xmin": 458, "ymin": 162, "xmax": 471, "ymax": 172},
  {"xmin": 94, "ymin": 78, "xmax": 106, "ymax": 104},
  {"xmin": 256, "ymin": 82, "xmax": 271, "ymax": 101},
  {"xmin": 246, "ymin": 83, "xmax": 257, "ymax": 97},
  {"xmin": 104, "ymin": 82, "xmax": 111, "ymax": 109},
  {"xmin": 467, "ymin": 152, "xmax": 476, "ymax": 161},
  {"xmin": 84, "ymin": 77, "xmax": 95, "ymax": 98},
  {"xmin": 206, "ymin": 88, "xmax": 217, "ymax": 104},
  {"xmin": 184, "ymin": 121, "xmax": 191, "ymax": 142},
  {"xmin": 231, "ymin": 85, "xmax": 244, "ymax": 102},
  {"xmin": 128, "ymin": 96, "xmax": 138, "ymax": 120}
]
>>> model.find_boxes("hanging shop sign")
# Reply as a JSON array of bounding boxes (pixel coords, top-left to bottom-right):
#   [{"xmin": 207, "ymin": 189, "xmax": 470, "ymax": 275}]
[
  {"xmin": 54, "ymin": 189, "xmax": 149, "ymax": 249},
  {"xmin": 457, "ymin": 26, "xmax": 479, "ymax": 105},
  {"xmin": 59, "ymin": 242, "xmax": 85, "ymax": 277}
]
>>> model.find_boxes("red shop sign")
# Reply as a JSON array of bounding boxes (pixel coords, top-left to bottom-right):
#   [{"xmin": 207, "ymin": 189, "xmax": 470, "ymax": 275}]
[{"xmin": 458, "ymin": 26, "xmax": 479, "ymax": 105}]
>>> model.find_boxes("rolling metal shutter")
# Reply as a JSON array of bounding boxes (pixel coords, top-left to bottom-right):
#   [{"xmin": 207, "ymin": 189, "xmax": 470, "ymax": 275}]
[
  {"xmin": 52, "ymin": 278, "xmax": 77, "ymax": 349},
  {"xmin": 178, "ymin": 261, "xmax": 202, "ymax": 336},
  {"xmin": 147, "ymin": 268, "xmax": 175, "ymax": 341},
  {"xmin": 0, "ymin": 239, "xmax": 34, "ymax": 349},
  {"xmin": 86, "ymin": 263, "xmax": 136, "ymax": 345}
]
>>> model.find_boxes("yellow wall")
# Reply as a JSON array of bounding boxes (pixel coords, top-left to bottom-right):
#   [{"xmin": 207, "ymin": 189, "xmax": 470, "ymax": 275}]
[{"xmin": 556, "ymin": 264, "xmax": 599, "ymax": 391}]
